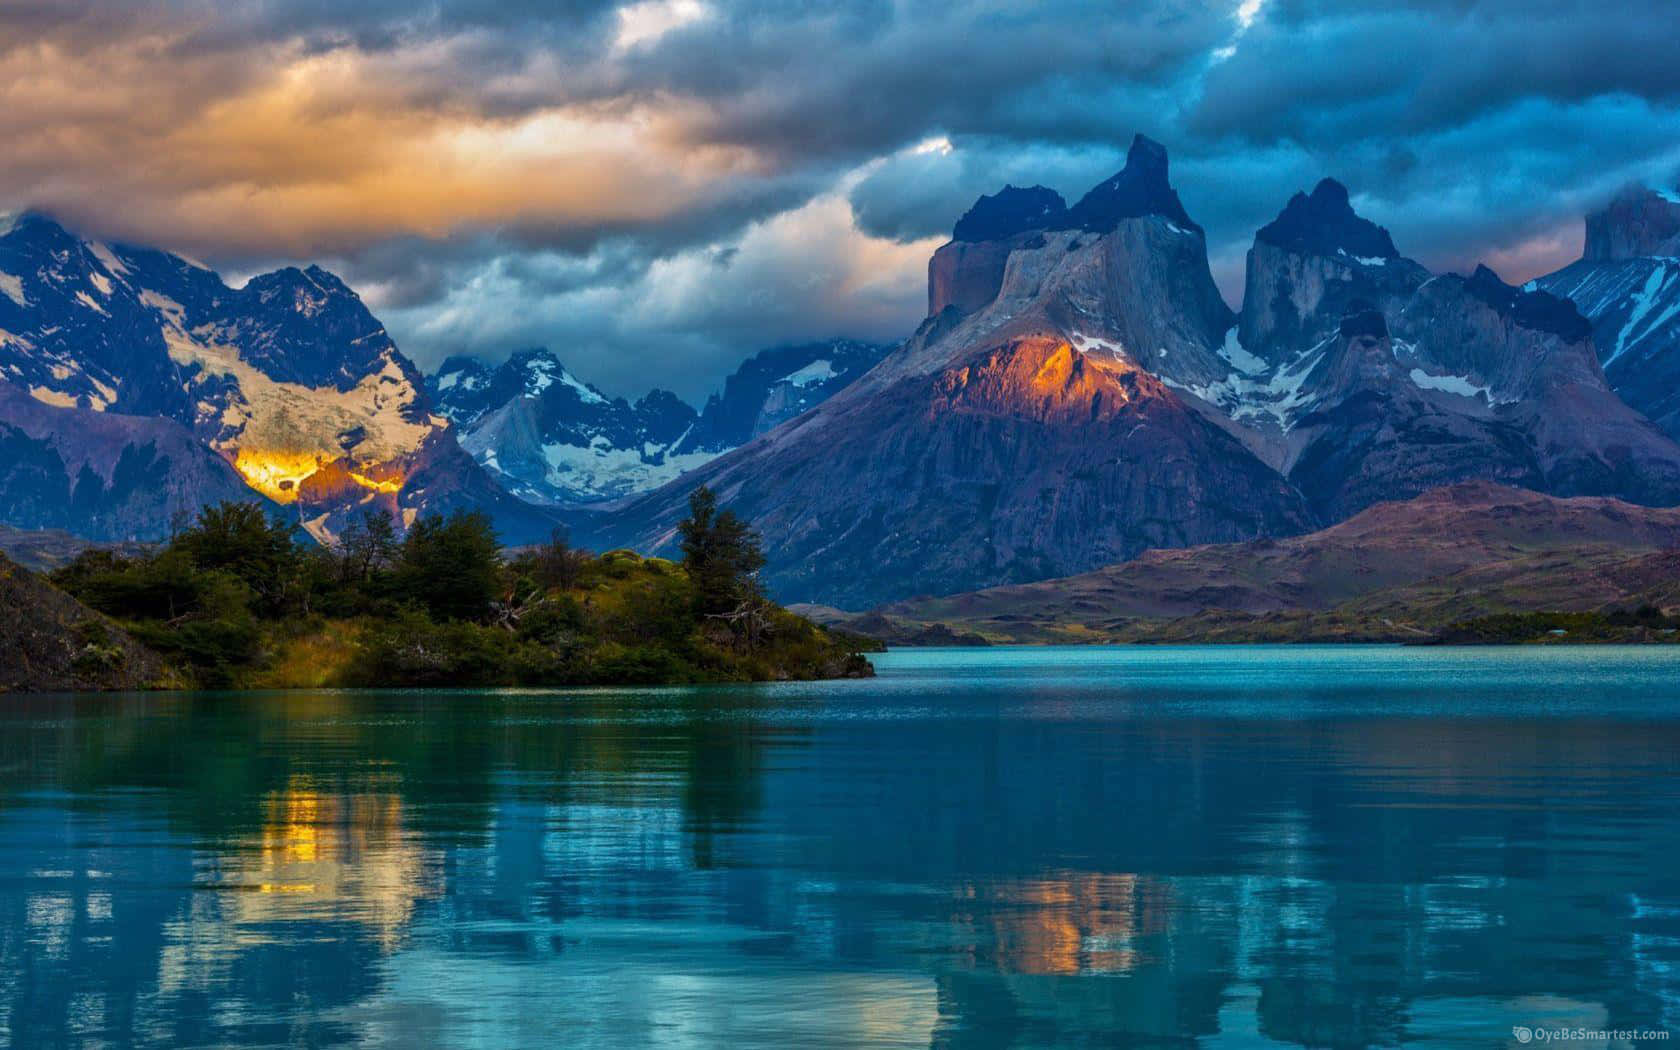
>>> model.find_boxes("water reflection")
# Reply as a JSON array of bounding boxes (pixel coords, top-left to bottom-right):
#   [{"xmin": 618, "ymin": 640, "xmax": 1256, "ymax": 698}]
[{"xmin": 1, "ymin": 647, "xmax": 1679, "ymax": 1047}]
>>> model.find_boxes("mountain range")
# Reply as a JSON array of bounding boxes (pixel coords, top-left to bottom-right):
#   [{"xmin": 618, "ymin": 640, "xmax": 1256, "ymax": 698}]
[
  {"xmin": 0, "ymin": 211, "xmax": 884, "ymax": 543},
  {"xmin": 3, "ymin": 139, "xmax": 1679, "ymax": 612},
  {"xmin": 577, "ymin": 136, "xmax": 1680, "ymax": 607}
]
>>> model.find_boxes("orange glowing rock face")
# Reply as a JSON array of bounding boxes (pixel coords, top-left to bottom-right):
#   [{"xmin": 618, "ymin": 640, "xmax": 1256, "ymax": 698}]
[
  {"xmin": 348, "ymin": 469, "xmax": 404, "ymax": 494},
  {"xmin": 233, "ymin": 449, "xmax": 405, "ymax": 504},
  {"xmin": 234, "ymin": 449, "xmax": 323, "ymax": 503}
]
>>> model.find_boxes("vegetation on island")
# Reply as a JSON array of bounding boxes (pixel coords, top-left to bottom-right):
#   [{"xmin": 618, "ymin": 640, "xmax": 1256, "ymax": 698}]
[
  {"xmin": 48, "ymin": 486, "xmax": 877, "ymax": 689},
  {"xmin": 1424, "ymin": 607, "xmax": 1680, "ymax": 645}
]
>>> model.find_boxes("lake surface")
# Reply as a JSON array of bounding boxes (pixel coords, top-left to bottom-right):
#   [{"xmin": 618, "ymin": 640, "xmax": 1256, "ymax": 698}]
[{"xmin": 4, "ymin": 645, "xmax": 1680, "ymax": 1048}]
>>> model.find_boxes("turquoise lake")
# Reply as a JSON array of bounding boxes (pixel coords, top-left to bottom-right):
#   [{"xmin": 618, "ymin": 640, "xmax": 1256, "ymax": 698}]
[{"xmin": 4, "ymin": 645, "xmax": 1680, "ymax": 1047}]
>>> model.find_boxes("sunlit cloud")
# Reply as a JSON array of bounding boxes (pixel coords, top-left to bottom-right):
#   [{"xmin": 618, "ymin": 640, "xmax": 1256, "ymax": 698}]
[
  {"xmin": 613, "ymin": 0, "xmax": 711, "ymax": 52},
  {"xmin": 1212, "ymin": 0, "xmax": 1267, "ymax": 63}
]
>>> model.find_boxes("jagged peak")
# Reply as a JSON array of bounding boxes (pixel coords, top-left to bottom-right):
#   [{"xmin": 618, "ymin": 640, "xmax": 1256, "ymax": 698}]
[
  {"xmin": 1457, "ymin": 263, "xmax": 1591, "ymax": 342},
  {"xmin": 245, "ymin": 263, "xmax": 360, "ymax": 305},
  {"xmin": 952, "ymin": 185, "xmax": 1068, "ymax": 242},
  {"xmin": 1064, "ymin": 133, "xmax": 1199, "ymax": 235},
  {"xmin": 498, "ymin": 347, "xmax": 611, "ymax": 406},
  {"xmin": 634, "ymin": 387, "xmax": 695, "ymax": 416},
  {"xmin": 1256, "ymin": 177, "xmax": 1399, "ymax": 262},
  {"xmin": 946, "ymin": 134, "xmax": 1199, "ymax": 244}
]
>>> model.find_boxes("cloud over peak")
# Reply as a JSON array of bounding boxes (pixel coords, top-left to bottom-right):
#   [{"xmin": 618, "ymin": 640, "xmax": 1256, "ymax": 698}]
[{"xmin": 3, "ymin": 0, "xmax": 1676, "ymax": 396}]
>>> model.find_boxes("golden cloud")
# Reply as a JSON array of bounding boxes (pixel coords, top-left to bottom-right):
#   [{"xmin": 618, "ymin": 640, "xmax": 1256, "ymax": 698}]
[{"xmin": 0, "ymin": 18, "xmax": 768, "ymax": 260}]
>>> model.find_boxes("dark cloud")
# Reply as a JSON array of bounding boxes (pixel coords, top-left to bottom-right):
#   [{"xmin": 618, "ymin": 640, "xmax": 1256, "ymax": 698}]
[{"xmin": 2, "ymin": 0, "xmax": 1677, "ymax": 397}]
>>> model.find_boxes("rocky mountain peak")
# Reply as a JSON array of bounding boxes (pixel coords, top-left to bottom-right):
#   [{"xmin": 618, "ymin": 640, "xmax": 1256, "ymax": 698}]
[
  {"xmin": 1064, "ymin": 133, "xmax": 1199, "ymax": 235},
  {"xmin": 245, "ymin": 264, "xmax": 362, "ymax": 318},
  {"xmin": 951, "ymin": 185, "xmax": 1068, "ymax": 243},
  {"xmin": 1583, "ymin": 184, "xmax": 1680, "ymax": 262},
  {"xmin": 1461, "ymin": 264, "xmax": 1592, "ymax": 342},
  {"xmin": 1256, "ymin": 178, "xmax": 1399, "ymax": 262},
  {"xmin": 2, "ymin": 209, "xmax": 79, "ymax": 247}
]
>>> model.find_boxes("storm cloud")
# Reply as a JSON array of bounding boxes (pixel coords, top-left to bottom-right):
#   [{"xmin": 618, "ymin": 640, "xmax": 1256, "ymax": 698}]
[{"xmin": 2, "ymin": 0, "xmax": 1676, "ymax": 399}]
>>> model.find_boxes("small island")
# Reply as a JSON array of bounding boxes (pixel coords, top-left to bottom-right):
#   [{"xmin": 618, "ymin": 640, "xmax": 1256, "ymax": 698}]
[{"xmin": 5, "ymin": 487, "xmax": 876, "ymax": 693}]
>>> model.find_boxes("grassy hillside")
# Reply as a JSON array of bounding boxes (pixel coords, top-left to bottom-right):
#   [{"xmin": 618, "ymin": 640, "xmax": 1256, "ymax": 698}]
[{"xmin": 836, "ymin": 484, "xmax": 1680, "ymax": 644}]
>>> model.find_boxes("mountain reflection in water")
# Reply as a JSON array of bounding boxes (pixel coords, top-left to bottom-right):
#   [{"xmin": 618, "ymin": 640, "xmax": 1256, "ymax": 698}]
[{"xmin": 2, "ymin": 645, "xmax": 1678, "ymax": 1048}]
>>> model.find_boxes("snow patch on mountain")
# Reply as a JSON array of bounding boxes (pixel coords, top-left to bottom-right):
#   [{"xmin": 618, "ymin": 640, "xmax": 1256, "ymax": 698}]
[
  {"xmin": 1069, "ymin": 332, "xmax": 1127, "ymax": 358},
  {"xmin": 1163, "ymin": 334, "xmax": 1327, "ymax": 431},
  {"xmin": 1615, "ymin": 262, "xmax": 1680, "ymax": 363},
  {"xmin": 1408, "ymin": 367, "xmax": 1492, "ymax": 401},
  {"xmin": 154, "ymin": 306, "xmax": 438, "ymax": 494},
  {"xmin": 86, "ymin": 242, "xmax": 129, "ymax": 279},
  {"xmin": 0, "ymin": 273, "xmax": 25, "ymax": 308},
  {"xmin": 1337, "ymin": 249, "xmax": 1388, "ymax": 267},
  {"xmin": 1217, "ymin": 327, "xmax": 1267, "ymax": 375},
  {"xmin": 535, "ymin": 439, "xmax": 718, "ymax": 502},
  {"xmin": 782, "ymin": 359, "xmax": 837, "ymax": 387}
]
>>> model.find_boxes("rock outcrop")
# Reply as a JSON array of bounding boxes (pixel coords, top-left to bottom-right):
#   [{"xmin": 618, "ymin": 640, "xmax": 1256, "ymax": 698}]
[
  {"xmin": 1224, "ymin": 186, "xmax": 1680, "ymax": 519},
  {"xmin": 1584, "ymin": 186, "xmax": 1680, "ymax": 262},
  {"xmin": 0, "ymin": 552, "xmax": 163, "ymax": 692}
]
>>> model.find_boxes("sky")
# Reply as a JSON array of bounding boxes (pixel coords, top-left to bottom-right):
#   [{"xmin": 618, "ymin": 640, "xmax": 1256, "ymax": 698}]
[{"xmin": 4, "ymin": 0, "xmax": 1679, "ymax": 401}]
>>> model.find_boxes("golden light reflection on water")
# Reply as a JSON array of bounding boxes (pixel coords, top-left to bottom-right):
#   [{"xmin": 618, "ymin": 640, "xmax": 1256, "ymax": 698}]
[
  {"xmin": 155, "ymin": 776, "xmax": 446, "ymax": 999},
  {"xmin": 233, "ymin": 778, "xmax": 444, "ymax": 946},
  {"xmin": 952, "ymin": 872, "xmax": 1169, "ymax": 975}
]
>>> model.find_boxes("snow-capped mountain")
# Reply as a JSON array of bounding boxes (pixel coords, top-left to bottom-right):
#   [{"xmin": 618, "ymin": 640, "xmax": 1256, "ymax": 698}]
[
  {"xmin": 428, "ymin": 340, "xmax": 889, "ymax": 505},
  {"xmin": 0, "ymin": 212, "xmax": 559, "ymax": 542},
  {"xmin": 429, "ymin": 349, "xmax": 706, "ymax": 505},
  {"xmin": 1533, "ymin": 185, "xmax": 1680, "ymax": 442},
  {"xmin": 580, "ymin": 141, "xmax": 1680, "ymax": 607}
]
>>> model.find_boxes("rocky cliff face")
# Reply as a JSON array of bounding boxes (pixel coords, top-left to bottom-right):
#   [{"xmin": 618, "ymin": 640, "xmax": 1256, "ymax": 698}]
[
  {"xmin": 0, "ymin": 552, "xmax": 163, "ymax": 692},
  {"xmin": 0, "ymin": 213, "xmax": 558, "ymax": 542},
  {"xmin": 0, "ymin": 379, "xmax": 265, "ymax": 540},
  {"xmin": 588, "ymin": 331, "xmax": 1311, "ymax": 608},
  {"xmin": 1237, "ymin": 180, "xmax": 1429, "ymax": 368},
  {"xmin": 1584, "ymin": 186, "xmax": 1680, "ymax": 261},
  {"xmin": 1535, "ymin": 185, "xmax": 1680, "ymax": 442}
]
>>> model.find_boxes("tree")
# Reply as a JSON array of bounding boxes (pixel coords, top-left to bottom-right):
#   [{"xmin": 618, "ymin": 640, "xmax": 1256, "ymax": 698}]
[
  {"xmin": 171, "ymin": 501, "xmax": 302, "ymax": 615},
  {"xmin": 336, "ymin": 508, "xmax": 399, "ymax": 582},
  {"xmin": 678, "ymin": 486, "xmax": 766, "ymax": 617},
  {"xmin": 520, "ymin": 527, "xmax": 589, "ymax": 592},
  {"xmin": 393, "ymin": 509, "xmax": 502, "ymax": 622}
]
